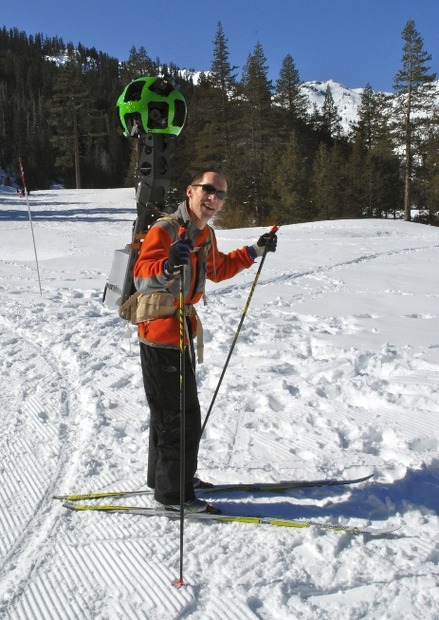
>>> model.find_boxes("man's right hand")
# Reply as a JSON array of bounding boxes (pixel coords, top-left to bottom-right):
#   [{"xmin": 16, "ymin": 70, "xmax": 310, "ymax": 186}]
[{"xmin": 165, "ymin": 239, "xmax": 193, "ymax": 275}]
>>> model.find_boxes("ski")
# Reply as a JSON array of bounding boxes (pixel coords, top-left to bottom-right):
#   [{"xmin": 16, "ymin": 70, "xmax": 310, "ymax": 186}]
[
  {"xmin": 61, "ymin": 500, "xmax": 400, "ymax": 536},
  {"xmin": 54, "ymin": 473, "xmax": 374, "ymax": 502}
]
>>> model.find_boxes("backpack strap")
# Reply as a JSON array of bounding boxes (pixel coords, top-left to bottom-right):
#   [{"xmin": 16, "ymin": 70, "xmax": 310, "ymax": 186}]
[{"xmin": 185, "ymin": 304, "xmax": 204, "ymax": 364}]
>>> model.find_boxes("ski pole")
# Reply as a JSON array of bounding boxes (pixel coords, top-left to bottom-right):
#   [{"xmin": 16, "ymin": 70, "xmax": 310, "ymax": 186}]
[
  {"xmin": 200, "ymin": 225, "xmax": 279, "ymax": 437},
  {"xmin": 19, "ymin": 158, "xmax": 43, "ymax": 295},
  {"xmin": 174, "ymin": 223, "xmax": 188, "ymax": 589}
]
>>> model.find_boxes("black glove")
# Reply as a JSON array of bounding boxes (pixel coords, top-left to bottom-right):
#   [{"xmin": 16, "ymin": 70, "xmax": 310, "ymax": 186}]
[
  {"xmin": 252, "ymin": 232, "xmax": 278, "ymax": 257},
  {"xmin": 165, "ymin": 239, "xmax": 193, "ymax": 276}
]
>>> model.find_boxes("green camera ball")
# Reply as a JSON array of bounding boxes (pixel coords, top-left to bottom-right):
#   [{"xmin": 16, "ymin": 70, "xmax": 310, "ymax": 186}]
[{"xmin": 117, "ymin": 77, "xmax": 187, "ymax": 136}]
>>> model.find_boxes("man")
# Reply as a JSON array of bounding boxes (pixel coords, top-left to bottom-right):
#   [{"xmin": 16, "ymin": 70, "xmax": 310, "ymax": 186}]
[{"xmin": 133, "ymin": 169, "xmax": 277, "ymax": 513}]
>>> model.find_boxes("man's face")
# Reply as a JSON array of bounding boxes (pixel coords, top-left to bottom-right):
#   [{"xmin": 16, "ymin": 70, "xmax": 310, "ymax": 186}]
[{"xmin": 186, "ymin": 172, "xmax": 227, "ymax": 227}]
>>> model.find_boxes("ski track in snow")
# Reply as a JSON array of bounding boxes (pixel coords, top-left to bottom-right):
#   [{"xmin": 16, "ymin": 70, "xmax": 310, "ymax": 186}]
[{"xmin": 1, "ymin": 188, "xmax": 439, "ymax": 618}]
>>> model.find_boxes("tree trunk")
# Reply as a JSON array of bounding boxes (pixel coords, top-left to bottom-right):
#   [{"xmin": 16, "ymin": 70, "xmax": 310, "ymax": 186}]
[{"xmin": 73, "ymin": 110, "xmax": 81, "ymax": 189}]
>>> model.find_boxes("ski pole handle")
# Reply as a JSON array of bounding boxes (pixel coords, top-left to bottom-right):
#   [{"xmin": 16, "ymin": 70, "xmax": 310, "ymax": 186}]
[
  {"xmin": 178, "ymin": 222, "xmax": 189, "ymax": 239},
  {"xmin": 266, "ymin": 225, "xmax": 279, "ymax": 246},
  {"xmin": 261, "ymin": 224, "xmax": 279, "ymax": 258},
  {"xmin": 167, "ymin": 222, "xmax": 191, "ymax": 275}
]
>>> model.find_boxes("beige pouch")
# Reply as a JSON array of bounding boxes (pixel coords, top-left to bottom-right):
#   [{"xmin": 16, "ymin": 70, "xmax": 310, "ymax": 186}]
[
  {"xmin": 118, "ymin": 292, "xmax": 140, "ymax": 323},
  {"xmin": 135, "ymin": 291, "xmax": 177, "ymax": 324},
  {"xmin": 118, "ymin": 291, "xmax": 177, "ymax": 324}
]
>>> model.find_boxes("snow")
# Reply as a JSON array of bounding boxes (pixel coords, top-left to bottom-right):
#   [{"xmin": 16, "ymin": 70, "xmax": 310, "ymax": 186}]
[
  {"xmin": 1, "ymin": 186, "xmax": 439, "ymax": 619},
  {"xmin": 300, "ymin": 79, "xmax": 365, "ymax": 131}
]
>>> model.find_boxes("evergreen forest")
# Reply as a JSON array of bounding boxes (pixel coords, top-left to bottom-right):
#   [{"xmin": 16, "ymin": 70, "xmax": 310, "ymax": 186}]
[{"xmin": 1, "ymin": 21, "xmax": 438, "ymax": 227}]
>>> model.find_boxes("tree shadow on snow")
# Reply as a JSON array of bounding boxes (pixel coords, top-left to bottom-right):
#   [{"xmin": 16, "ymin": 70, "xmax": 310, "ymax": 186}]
[
  {"xmin": 0, "ymin": 205, "xmax": 133, "ymax": 223},
  {"xmin": 0, "ymin": 196, "xmax": 134, "ymax": 223}
]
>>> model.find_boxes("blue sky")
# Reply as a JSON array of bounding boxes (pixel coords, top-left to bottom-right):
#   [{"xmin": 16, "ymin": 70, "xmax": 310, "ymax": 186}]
[{"xmin": 2, "ymin": 0, "xmax": 438, "ymax": 92}]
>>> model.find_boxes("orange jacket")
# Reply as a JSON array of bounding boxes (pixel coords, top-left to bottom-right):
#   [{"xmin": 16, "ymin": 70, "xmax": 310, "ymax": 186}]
[{"xmin": 133, "ymin": 201, "xmax": 254, "ymax": 348}]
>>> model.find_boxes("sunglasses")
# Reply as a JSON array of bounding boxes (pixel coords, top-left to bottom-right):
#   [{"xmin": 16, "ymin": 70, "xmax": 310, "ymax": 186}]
[{"xmin": 192, "ymin": 183, "xmax": 227, "ymax": 200}]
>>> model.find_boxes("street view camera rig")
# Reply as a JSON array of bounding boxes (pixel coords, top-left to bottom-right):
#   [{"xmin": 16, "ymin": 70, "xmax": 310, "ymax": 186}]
[{"xmin": 103, "ymin": 77, "xmax": 187, "ymax": 309}]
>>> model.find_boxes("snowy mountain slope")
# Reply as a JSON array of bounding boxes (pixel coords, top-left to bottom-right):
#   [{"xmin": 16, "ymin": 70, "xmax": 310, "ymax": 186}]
[
  {"xmin": 300, "ymin": 79, "xmax": 365, "ymax": 130},
  {"xmin": 1, "ymin": 187, "xmax": 439, "ymax": 618},
  {"xmin": 301, "ymin": 78, "xmax": 439, "ymax": 133}
]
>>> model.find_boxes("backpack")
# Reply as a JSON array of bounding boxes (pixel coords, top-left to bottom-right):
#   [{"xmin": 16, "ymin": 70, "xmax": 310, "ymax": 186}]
[
  {"xmin": 103, "ymin": 212, "xmax": 180, "ymax": 323},
  {"xmin": 117, "ymin": 215, "xmax": 181, "ymax": 324}
]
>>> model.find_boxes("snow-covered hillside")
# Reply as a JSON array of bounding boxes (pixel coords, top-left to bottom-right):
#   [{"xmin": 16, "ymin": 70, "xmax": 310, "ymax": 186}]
[
  {"xmin": 1, "ymin": 186, "xmax": 439, "ymax": 618},
  {"xmin": 301, "ymin": 78, "xmax": 439, "ymax": 133},
  {"xmin": 300, "ymin": 79, "xmax": 365, "ymax": 132}
]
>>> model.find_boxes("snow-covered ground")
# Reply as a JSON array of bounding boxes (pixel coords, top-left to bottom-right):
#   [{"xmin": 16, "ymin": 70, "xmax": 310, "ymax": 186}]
[{"xmin": 1, "ymin": 185, "xmax": 439, "ymax": 619}]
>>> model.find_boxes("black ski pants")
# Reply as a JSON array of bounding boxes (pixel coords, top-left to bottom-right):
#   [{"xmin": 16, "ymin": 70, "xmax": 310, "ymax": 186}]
[{"xmin": 140, "ymin": 341, "xmax": 201, "ymax": 505}]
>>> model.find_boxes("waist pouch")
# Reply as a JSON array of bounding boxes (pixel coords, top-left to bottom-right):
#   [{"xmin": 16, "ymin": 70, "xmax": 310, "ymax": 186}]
[{"xmin": 119, "ymin": 291, "xmax": 204, "ymax": 362}]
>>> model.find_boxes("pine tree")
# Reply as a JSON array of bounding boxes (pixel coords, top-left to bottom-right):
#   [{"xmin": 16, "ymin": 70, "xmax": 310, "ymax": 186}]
[
  {"xmin": 393, "ymin": 19, "xmax": 437, "ymax": 220},
  {"xmin": 358, "ymin": 88, "xmax": 394, "ymax": 148},
  {"xmin": 209, "ymin": 23, "xmax": 240, "ymax": 158},
  {"xmin": 348, "ymin": 84, "xmax": 401, "ymax": 218},
  {"xmin": 270, "ymin": 129, "xmax": 313, "ymax": 223},
  {"xmin": 210, "ymin": 22, "xmax": 238, "ymax": 95},
  {"xmin": 312, "ymin": 142, "xmax": 331, "ymax": 219},
  {"xmin": 312, "ymin": 143, "xmax": 346, "ymax": 220},
  {"xmin": 343, "ymin": 136, "xmax": 368, "ymax": 217},
  {"xmin": 425, "ymin": 123, "xmax": 439, "ymax": 224},
  {"xmin": 45, "ymin": 45, "xmax": 123, "ymax": 189},
  {"xmin": 122, "ymin": 46, "xmax": 156, "ymax": 82},
  {"xmin": 184, "ymin": 73, "xmax": 226, "ymax": 171},
  {"xmin": 274, "ymin": 54, "xmax": 308, "ymax": 125},
  {"xmin": 240, "ymin": 42, "xmax": 273, "ymax": 224},
  {"xmin": 47, "ymin": 58, "xmax": 92, "ymax": 188},
  {"xmin": 321, "ymin": 85, "xmax": 343, "ymax": 140}
]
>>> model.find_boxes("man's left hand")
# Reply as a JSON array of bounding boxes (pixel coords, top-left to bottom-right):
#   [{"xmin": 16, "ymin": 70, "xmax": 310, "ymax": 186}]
[{"xmin": 251, "ymin": 232, "xmax": 277, "ymax": 257}]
